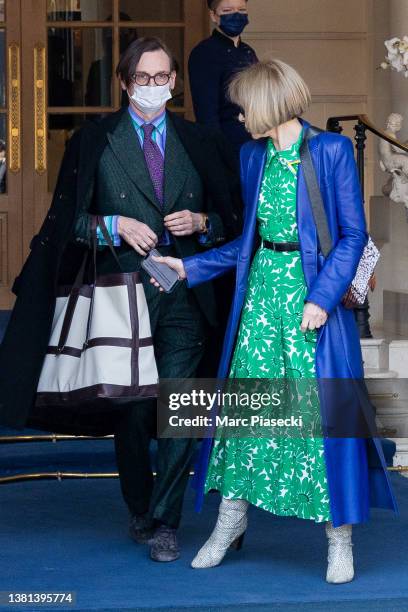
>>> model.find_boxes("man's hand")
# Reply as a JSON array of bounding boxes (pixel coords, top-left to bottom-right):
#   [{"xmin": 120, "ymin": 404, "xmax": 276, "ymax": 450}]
[
  {"xmin": 149, "ymin": 256, "xmax": 186, "ymax": 292},
  {"xmin": 300, "ymin": 301, "xmax": 328, "ymax": 332},
  {"xmin": 117, "ymin": 216, "xmax": 158, "ymax": 256},
  {"xmin": 164, "ymin": 210, "xmax": 203, "ymax": 236}
]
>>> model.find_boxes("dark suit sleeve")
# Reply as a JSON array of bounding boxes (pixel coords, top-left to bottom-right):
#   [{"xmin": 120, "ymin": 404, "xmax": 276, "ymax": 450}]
[
  {"xmin": 73, "ymin": 208, "xmax": 92, "ymax": 246},
  {"xmin": 188, "ymin": 45, "xmax": 221, "ymax": 127}
]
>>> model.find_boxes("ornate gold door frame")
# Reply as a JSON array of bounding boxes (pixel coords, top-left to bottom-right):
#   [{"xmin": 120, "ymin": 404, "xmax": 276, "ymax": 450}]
[{"xmin": 33, "ymin": 43, "xmax": 46, "ymax": 174}]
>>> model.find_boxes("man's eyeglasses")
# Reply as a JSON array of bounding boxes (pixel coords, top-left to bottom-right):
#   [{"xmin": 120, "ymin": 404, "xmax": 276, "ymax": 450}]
[{"xmin": 130, "ymin": 72, "xmax": 171, "ymax": 87}]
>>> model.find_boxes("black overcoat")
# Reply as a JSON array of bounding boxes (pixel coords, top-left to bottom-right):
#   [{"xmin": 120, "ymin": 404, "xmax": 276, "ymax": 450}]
[{"xmin": 0, "ymin": 108, "xmax": 242, "ymax": 433}]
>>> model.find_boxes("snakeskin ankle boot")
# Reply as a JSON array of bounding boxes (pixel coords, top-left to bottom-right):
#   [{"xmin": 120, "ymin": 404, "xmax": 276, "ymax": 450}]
[
  {"xmin": 191, "ymin": 497, "xmax": 249, "ymax": 569},
  {"xmin": 326, "ymin": 521, "xmax": 354, "ymax": 584}
]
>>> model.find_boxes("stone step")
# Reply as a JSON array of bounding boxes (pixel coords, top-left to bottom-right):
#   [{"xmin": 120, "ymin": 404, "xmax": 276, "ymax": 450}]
[
  {"xmin": 361, "ymin": 329, "xmax": 408, "ymax": 378},
  {"xmin": 363, "ymin": 321, "xmax": 408, "ymax": 476},
  {"xmin": 361, "ymin": 337, "xmax": 390, "ymax": 371},
  {"xmin": 366, "ymin": 377, "xmax": 408, "ymax": 399},
  {"xmin": 373, "ymin": 400, "xmax": 408, "ymax": 476},
  {"xmin": 389, "ymin": 338, "xmax": 408, "ymax": 378},
  {"xmin": 371, "ymin": 393, "xmax": 408, "ymax": 476},
  {"xmin": 374, "ymin": 399, "xmax": 408, "ymax": 430},
  {"xmin": 364, "ymin": 368, "xmax": 399, "ymax": 379}
]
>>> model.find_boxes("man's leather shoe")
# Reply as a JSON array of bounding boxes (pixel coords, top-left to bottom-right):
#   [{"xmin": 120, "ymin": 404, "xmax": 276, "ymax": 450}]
[
  {"xmin": 149, "ymin": 525, "xmax": 180, "ymax": 562},
  {"xmin": 129, "ymin": 513, "xmax": 155, "ymax": 544}
]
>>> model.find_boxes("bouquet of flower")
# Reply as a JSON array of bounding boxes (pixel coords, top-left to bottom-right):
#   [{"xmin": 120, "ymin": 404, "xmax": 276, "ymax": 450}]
[{"xmin": 380, "ymin": 37, "xmax": 408, "ymax": 76}]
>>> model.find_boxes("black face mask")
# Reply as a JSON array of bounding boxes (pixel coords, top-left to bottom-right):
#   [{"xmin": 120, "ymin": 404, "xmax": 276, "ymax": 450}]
[{"xmin": 219, "ymin": 12, "xmax": 249, "ymax": 37}]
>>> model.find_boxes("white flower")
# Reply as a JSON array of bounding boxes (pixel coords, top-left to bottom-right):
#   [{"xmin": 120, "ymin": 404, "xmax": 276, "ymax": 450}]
[
  {"xmin": 386, "ymin": 51, "xmax": 400, "ymax": 66},
  {"xmin": 385, "ymin": 37, "xmax": 402, "ymax": 56},
  {"xmin": 390, "ymin": 54, "xmax": 405, "ymax": 72},
  {"xmin": 382, "ymin": 35, "xmax": 408, "ymax": 75}
]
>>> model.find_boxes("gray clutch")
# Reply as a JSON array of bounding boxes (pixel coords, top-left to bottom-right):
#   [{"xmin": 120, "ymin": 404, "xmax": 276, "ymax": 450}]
[{"xmin": 141, "ymin": 248, "xmax": 180, "ymax": 293}]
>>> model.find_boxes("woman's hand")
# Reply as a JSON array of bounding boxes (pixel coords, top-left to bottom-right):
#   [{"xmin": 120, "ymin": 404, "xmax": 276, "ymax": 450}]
[
  {"xmin": 117, "ymin": 216, "xmax": 158, "ymax": 256},
  {"xmin": 149, "ymin": 255, "xmax": 186, "ymax": 292},
  {"xmin": 164, "ymin": 210, "xmax": 203, "ymax": 236},
  {"xmin": 300, "ymin": 301, "xmax": 328, "ymax": 332}
]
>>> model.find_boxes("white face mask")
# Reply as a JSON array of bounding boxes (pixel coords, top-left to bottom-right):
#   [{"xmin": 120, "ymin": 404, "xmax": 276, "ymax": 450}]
[{"xmin": 129, "ymin": 83, "xmax": 172, "ymax": 114}]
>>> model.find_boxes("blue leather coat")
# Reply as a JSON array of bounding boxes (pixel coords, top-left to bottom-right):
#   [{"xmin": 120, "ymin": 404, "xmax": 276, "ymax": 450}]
[{"xmin": 183, "ymin": 118, "xmax": 398, "ymax": 526}]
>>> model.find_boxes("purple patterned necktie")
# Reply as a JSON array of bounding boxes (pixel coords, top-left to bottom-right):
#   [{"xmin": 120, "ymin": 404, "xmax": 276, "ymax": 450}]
[{"xmin": 142, "ymin": 123, "xmax": 164, "ymax": 207}]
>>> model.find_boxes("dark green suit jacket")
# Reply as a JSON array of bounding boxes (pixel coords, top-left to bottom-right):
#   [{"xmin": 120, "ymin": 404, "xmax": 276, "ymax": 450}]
[{"xmin": 74, "ymin": 109, "xmax": 229, "ymax": 326}]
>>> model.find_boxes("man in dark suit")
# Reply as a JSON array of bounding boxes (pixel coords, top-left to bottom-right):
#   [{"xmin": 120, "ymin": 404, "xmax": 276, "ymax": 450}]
[{"xmin": 0, "ymin": 37, "xmax": 242, "ymax": 563}]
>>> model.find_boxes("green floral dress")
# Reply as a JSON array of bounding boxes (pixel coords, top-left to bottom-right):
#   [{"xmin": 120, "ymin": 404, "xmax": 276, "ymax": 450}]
[{"xmin": 205, "ymin": 129, "xmax": 332, "ymax": 523}]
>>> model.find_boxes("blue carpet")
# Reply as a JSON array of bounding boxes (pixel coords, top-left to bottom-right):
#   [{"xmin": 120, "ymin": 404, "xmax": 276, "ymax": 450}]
[{"xmin": 0, "ymin": 474, "xmax": 407, "ymax": 611}]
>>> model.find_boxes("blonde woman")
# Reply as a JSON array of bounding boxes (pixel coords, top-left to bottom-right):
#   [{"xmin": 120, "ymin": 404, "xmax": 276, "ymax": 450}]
[{"xmin": 150, "ymin": 60, "xmax": 397, "ymax": 581}]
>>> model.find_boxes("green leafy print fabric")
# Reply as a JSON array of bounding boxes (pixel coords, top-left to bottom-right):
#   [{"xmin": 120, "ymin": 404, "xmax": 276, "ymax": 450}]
[{"xmin": 205, "ymin": 130, "xmax": 332, "ymax": 523}]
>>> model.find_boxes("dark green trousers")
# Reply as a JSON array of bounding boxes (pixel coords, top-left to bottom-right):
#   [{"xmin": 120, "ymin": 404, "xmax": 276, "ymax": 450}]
[{"xmin": 114, "ymin": 253, "xmax": 207, "ymax": 529}]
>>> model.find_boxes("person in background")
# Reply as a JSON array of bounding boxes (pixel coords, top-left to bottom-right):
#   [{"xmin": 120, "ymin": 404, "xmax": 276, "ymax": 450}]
[{"xmin": 188, "ymin": 0, "xmax": 258, "ymax": 156}]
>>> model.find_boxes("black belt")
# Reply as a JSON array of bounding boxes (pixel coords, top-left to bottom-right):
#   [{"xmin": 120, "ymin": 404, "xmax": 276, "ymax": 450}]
[{"xmin": 263, "ymin": 240, "xmax": 300, "ymax": 252}]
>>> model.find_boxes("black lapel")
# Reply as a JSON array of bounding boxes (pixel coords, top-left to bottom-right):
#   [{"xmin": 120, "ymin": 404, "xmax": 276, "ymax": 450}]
[
  {"xmin": 163, "ymin": 115, "xmax": 190, "ymax": 214},
  {"xmin": 106, "ymin": 109, "xmax": 162, "ymax": 212}
]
